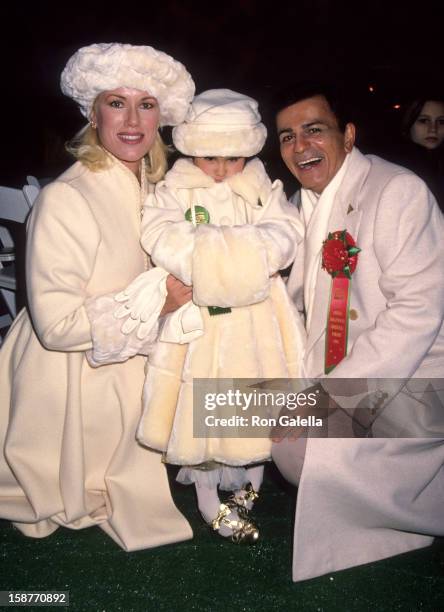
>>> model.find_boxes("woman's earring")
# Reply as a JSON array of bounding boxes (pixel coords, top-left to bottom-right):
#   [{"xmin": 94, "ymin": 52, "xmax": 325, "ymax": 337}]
[{"xmin": 90, "ymin": 121, "xmax": 97, "ymax": 129}]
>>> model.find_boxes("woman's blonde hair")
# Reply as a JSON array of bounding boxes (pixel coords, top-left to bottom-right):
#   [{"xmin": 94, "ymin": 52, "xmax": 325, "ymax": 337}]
[{"xmin": 65, "ymin": 124, "xmax": 168, "ymax": 183}]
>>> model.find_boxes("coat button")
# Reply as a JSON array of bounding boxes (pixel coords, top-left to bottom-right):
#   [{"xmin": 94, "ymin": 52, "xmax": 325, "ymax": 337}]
[{"xmin": 349, "ymin": 309, "xmax": 358, "ymax": 320}]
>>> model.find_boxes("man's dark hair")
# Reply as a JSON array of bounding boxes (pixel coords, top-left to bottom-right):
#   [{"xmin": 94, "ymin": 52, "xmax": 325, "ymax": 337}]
[{"xmin": 273, "ymin": 81, "xmax": 352, "ymax": 133}]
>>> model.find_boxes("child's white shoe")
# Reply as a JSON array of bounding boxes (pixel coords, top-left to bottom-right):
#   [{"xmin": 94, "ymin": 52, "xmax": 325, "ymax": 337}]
[
  {"xmin": 230, "ymin": 483, "xmax": 259, "ymax": 511},
  {"xmin": 211, "ymin": 502, "xmax": 259, "ymax": 543}
]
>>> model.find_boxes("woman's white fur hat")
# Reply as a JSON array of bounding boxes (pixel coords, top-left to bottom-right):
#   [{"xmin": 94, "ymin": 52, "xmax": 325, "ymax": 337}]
[
  {"xmin": 172, "ymin": 88, "xmax": 267, "ymax": 156},
  {"xmin": 60, "ymin": 43, "xmax": 195, "ymax": 127}
]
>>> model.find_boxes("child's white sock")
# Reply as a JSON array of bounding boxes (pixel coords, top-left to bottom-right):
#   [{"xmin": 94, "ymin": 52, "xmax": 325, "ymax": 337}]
[
  {"xmin": 195, "ymin": 483, "xmax": 220, "ymax": 522},
  {"xmin": 195, "ymin": 483, "xmax": 239, "ymax": 537},
  {"xmin": 246, "ymin": 464, "xmax": 264, "ymax": 492}
]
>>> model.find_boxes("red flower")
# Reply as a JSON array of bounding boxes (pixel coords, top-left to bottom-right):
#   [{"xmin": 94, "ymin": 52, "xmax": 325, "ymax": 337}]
[{"xmin": 322, "ymin": 230, "xmax": 360, "ymax": 279}]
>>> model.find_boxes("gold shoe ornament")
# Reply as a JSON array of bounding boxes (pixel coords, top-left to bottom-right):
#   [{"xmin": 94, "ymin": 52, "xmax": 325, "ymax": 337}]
[
  {"xmin": 230, "ymin": 483, "xmax": 259, "ymax": 510},
  {"xmin": 211, "ymin": 502, "xmax": 259, "ymax": 543}
]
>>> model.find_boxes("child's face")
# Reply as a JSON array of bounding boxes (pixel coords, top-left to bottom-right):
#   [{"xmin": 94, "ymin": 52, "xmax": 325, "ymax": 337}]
[{"xmin": 193, "ymin": 156, "xmax": 246, "ymax": 182}]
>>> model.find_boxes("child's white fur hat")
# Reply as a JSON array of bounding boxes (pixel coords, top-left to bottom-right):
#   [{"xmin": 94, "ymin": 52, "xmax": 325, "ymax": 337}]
[
  {"xmin": 60, "ymin": 43, "xmax": 195, "ymax": 127},
  {"xmin": 172, "ymin": 88, "xmax": 267, "ymax": 156}
]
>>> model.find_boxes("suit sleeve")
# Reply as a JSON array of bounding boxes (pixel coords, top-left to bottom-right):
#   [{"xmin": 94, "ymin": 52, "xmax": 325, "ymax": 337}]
[
  {"xmin": 329, "ymin": 173, "xmax": 444, "ymax": 380},
  {"xmin": 26, "ymin": 181, "xmax": 101, "ymax": 351}
]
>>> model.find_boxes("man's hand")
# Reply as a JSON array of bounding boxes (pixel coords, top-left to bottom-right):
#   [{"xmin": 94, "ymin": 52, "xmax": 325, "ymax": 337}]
[{"xmin": 160, "ymin": 275, "xmax": 193, "ymax": 317}]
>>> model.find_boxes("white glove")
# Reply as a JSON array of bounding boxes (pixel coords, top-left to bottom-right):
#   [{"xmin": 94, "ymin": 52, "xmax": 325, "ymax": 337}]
[
  {"xmin": 114, "ymin": 268, "xmax": 169, "ymax": 339},
  {"xmin": 85, "ymin": 293, "xmax": 159, "ymax": 366},
  {"xmin": 160, "ymin": 302, "xmax": 204, "ymax": 344}
]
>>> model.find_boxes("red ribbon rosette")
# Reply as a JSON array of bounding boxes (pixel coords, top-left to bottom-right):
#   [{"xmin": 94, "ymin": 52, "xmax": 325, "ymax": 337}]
[
  {"xmin": 322, "ymin": 230, "xmax": 360, "ymax": 279},
  {"xmin": 322, "ymin": 230, "xmax": 361, "ymax": 373}
]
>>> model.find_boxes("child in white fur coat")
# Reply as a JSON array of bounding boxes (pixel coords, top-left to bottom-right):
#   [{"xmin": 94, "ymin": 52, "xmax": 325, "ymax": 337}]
[{"xmin": 104, "ymin": 89, "xmax": 306, "ymax": 542}]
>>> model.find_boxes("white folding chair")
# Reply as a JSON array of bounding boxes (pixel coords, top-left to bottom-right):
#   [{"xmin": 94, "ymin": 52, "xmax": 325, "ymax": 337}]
[
  {"xmin": 23, "ymin": 185, "xmax": 40, "ymax": 208},
  {"xmin": 0, "ymin": 184, "xmax": 38, "ymax": 340},
  {"xmin": 27, "ymin": 175, "xmax": 51, "ymax": 188},
  {"xmin": 26, "ymin": 175, "xmax": 41, "ymax": 188}
]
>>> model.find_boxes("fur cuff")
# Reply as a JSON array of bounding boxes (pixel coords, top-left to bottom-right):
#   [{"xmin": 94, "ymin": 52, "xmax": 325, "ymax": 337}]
[{"xmin": 85, "ymin": 293, "xmax": 157, "ymax": 366}]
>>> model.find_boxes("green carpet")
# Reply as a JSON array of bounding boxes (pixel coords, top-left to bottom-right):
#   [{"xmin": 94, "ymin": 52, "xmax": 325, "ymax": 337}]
[{"xmin": 1, "ymin": 464, "xmax": 443, "ymax": 612}]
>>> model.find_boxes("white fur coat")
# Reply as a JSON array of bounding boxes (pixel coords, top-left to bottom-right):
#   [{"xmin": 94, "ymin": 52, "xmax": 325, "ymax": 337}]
[{"xmin": 138, "ymin": 158, "xmax": 306, "ymax": 466}]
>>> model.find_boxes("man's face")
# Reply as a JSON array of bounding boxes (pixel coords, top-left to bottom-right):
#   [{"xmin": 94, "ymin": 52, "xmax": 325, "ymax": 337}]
[{"xmin": 276, "ymin": 95, "xmax": 355, "ymax": 194}]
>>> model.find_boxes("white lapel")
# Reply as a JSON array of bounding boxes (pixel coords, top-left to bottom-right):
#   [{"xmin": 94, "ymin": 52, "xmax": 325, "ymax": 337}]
[{"xmin": 304, "ymin": 149, "xmax": 370, "ymax": 359}]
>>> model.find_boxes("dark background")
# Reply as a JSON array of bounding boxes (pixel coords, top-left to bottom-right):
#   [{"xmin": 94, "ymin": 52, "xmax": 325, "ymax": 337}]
[{"xmin": 2, "ymin": 1, "xmax": 443, "ymax": 191}]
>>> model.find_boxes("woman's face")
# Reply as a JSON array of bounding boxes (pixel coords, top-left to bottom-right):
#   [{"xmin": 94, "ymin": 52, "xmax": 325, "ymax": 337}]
[
  {"xmin": 91, "ymin": 87, "xmax": 160, "ymax": 174},
  {"xmin": 410, "ymin": 100, "xmax": 444, "ymax": 150}
]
